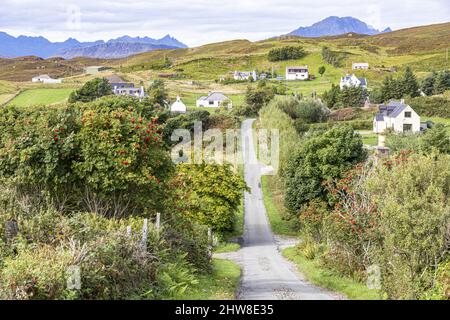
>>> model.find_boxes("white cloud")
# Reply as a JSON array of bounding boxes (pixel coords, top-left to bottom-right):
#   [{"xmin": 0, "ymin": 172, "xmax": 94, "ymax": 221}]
[{"xmin": 0, "ymin": 0, "xmax": 448, "ymax": 46}]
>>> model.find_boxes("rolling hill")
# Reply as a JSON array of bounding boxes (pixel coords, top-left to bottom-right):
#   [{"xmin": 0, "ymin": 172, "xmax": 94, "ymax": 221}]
[{"xmin": 0, "ymin": 22, "xmax": 448, "ymax": 86}]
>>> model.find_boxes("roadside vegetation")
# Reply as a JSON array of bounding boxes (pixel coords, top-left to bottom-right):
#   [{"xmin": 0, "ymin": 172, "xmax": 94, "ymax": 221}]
[
  {"xmin": 258, "ymin": 83, "xmax": 450, "ymax": 300},
  {"xmin": 0, "ymin": 80, "xmax": 246, "ymax": 300}
]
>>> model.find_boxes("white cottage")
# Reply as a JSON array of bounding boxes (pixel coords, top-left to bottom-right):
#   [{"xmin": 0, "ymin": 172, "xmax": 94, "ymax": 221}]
[
  {"xmin": 234, "ymin": 70, "xmax": 257, "ymax": 81},
  {"xmin": 286, "ymin": 66, "xmax": 309, "ymax": 81},
  {"xmin": 170, "ymin": 96, "xmax": 187, "ymax": 113},
  {"xmin": 373, "ymin": 101, "xmax": 421, "ymax": 134},
  {"xmin": 352, "ymin": 62, "xmax": 369, "ymax": 70},
  {"xmin": 196, "ymin": 92, "xmax": 232, "ymax": 108},
  {"xmin": 32, "ymin": 74, "xmax": 62, "ymax": 84},
  {"xmin": 340, "ymin": 74, "xmax": 368, "ymax": 89}
]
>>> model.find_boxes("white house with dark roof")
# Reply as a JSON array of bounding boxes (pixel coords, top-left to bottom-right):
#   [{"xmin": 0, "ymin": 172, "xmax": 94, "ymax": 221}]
[
  {"xmin": 105, "ymin": 75, "xmax": 146, "ymax": 98},
  {"xmin": 373, "ymin": 100, "xmax": 421, "ymax": 134},
  {"xmin": 340, "ymin": 74, "xmax": 368, "ymax": 89},
  {"xmin": 170, "ymin": 96, "xmax": 187, "ymax": 113},
  {"xmin": 196, "ymin": 92, "xmax": 232, "ymax": 108},
  {"xmin": 286, "ymin": 66, "xmax": 309, "ymax": 81}
]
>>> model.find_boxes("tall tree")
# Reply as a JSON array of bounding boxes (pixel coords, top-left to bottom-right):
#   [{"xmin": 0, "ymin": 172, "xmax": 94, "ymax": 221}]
[
  {"xmin": 402, "ymin": 67, "xmax": 420, "ymax": 97},
  {"xmin": 148, "ymin": 79, "xmax": 169, "ymax": 108},
  {"xmin": 434, "ymin": 70, "xmax": 450, "ymax": 95}
]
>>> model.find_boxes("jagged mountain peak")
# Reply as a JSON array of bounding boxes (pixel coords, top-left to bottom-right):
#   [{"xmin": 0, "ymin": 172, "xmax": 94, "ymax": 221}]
[{"xmin": 288, "ymin": 16, "xmax": 391, "ymax": 37}]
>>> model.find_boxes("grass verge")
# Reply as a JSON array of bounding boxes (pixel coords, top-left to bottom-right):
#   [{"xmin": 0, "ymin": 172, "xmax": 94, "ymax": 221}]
[
  {"xmin": 261, "ymin": 175, "xmax": 298, "ymax": 236},
  {"xmin": 179, "ymin": 259, "xmax": 241, "ymax": 300},
  {"xmin": 283, "ymin": 247, "xmax": 381, "ymax": 300}
]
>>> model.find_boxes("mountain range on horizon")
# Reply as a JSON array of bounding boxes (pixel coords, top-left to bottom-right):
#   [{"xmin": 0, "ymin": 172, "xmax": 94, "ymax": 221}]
[
  {"xmin": 287, "ymin": 16, "xmax": 392, "ymax": 37},
  {"xmin": 0, "ymin": 16, "xmax": 394, "ymax": 59},
  {"xmin": 0, "ymin": 33, "xmax": 188, "ymax": 59}
]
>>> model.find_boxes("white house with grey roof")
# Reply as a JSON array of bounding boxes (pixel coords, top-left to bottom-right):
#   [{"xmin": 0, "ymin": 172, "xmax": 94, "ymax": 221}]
[
  {"xmin": 234, "ymin": 70, "xmax": 257, "ymax": 81},
  {"xmin": 373, "ymin": 100, "xmax": 421, "ymax": 134},
  {"xmin": 196, "ymin": 92, "xmax": 232, "ymax": 109},
  {"xmin": 340, "ymin": 74, "xmax": 367, "ymax": 89}
]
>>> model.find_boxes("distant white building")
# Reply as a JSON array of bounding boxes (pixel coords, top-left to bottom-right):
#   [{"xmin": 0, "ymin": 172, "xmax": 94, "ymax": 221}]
[
  {"xmin": 196, "ymin": 92, "xmax": 232, "ymax": 108},
  {"xmin": 352, "ymin": 62, "xmax": 369, "ymax": 70},
  {"xmin": 373, "ymin": 101, "xmax": 421, "ymax": 134},
  {"xmin": 286, "ymin": 66, "xmax": 309, "ymax": 81},
  {"xmin": 170, "ymin": 96, "xmax": 187, "ymax": 113},
  {"xmin": 85, "ymin": 66, "xmax": 108, "ymax": 75},
  {"xmin": 234, "ymin": 70, "xmax": 257, "ymax": 81},
  {"xmin": 340, "ymin": 74, "xmax": 368, "ymax": 89},
  {"xmin": 32, "ymin": 74, "xmax": 62, "ymax": 84}
]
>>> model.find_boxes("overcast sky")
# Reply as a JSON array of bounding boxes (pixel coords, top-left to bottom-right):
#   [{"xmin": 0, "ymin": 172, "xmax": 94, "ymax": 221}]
[{"xmin": 0, "ymin": 0, "xmax": 449, "ymax": 46}]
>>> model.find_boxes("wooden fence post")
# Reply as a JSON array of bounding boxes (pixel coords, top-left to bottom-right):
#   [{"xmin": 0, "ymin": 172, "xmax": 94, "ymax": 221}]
[
  {"xmin": 155, "ymin": 212, "xmax": 161, "ymax": 233},
  {"xmin": 141, "ymin": 219, "xmax": 148, "ymax": 252},
  {"xmin": 5, "ymin": 220, "xmax": 18, "ymax": 243}
]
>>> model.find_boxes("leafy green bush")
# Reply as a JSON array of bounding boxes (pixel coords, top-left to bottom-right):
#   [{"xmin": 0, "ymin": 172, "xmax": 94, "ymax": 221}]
[
  {"xmin": 69, "ymin": 78, "xmax": 112, "ymax": 103},
  {"xmin": 0, "ymin": 103, "xmax": 174, "ymax": 217},
  {"xmin": 243, "ymin": 81, "xmax": 275, "ymax": 116},
  {"xmin": 366, "ymin": 154, "xmax": 450, "ymax": 299},
  {"xmin": 276, "ymin": 97, "xmax": 329, "ymax": 123},
  {"xmin": 177, "ymin": 163, "xmax": 248, "ymax": 234},
  {"xmin": 284, "ymin": 126, "xmax": 367, "ymax": 214},
  {"xmin": 260, "ymin": 98, "xmax": 302, "ymax": 175}
]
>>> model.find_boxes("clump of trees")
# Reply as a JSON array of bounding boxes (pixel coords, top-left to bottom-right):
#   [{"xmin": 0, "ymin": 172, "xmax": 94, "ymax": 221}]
[
  {"xmin": 421, "ymin": 70, "xmax": 450, "ymax": 96},
  {"xmin": 237, "ymin": 81, "xmax": 275, "ymax": 116},
  {"xmin": 322, "ymin": 84, "xmax": 368, "ymax": 109},
  {"xmin": 371, "ymin": 67, "xmax": 420, "ymax": 103},
  {"xmin": 69, "ymin": 78, "xmax": 112, "ymax": 103},
  {"xmin": 268, "ymin": 46, "xmax": 307, "ymax": 62}
]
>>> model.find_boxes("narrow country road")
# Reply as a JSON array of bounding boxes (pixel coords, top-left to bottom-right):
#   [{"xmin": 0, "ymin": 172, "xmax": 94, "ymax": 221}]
[{"xmin": 237, "ymin": 119, "xmax": 338, "ymax": 300}]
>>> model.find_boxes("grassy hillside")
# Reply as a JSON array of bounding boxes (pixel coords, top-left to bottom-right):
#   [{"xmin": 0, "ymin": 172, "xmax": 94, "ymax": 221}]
[
  {"xmin": 0, "ymin": 56, "xmax": 106, "ymax": 82},
  {"xmin": 110, "ymin": 22, "xmax": 449, "ymax": 86}
]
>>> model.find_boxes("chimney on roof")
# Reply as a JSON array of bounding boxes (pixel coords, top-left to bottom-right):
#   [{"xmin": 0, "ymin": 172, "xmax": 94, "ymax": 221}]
[{"xmin": 400, "ymin": 99, "xmax": 405, "ymax": 104}]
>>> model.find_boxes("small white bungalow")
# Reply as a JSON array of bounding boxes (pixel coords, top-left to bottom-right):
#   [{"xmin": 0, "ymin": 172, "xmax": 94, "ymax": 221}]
[
  {"xmin": 373, "ymin": 100, "xmax": 421, "ymax": 134},
  {"xmin": 352, "ymin": 62, "xmax": 369, "ymax": 70},
  {"xmin": 32, "ymin": 74, "xmax": 62, "ymax": 84},
  {"xmin": 170, "ymin": 96, "xmax": 187, "ymax": 113},
  {"xmin": 196, "ymin": 92, "xmax": 232, "ymax": 109},
  {"xmin": 340, "ymin": 74, "xmax": 368, "ymax": 89},
  {"xmin": 286, "ymin": 66, "xmax": 309, "ymax": 81}
]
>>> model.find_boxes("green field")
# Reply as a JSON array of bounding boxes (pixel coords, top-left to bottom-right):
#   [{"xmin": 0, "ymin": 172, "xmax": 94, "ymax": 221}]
[{"xmin": 8, "ymin": 88, "xmax": 74, "ymax": 108}]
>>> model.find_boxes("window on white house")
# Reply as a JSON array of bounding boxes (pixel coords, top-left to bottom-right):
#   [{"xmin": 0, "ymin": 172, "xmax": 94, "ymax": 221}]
[{"xmin": 405, "ymin": 112, "xmax": 412, "ymax": 118}]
